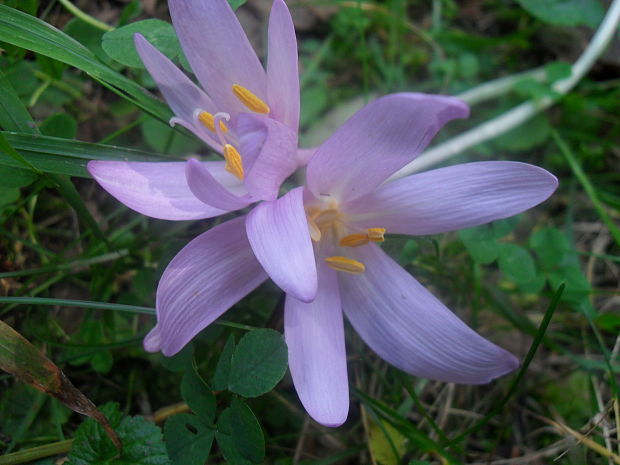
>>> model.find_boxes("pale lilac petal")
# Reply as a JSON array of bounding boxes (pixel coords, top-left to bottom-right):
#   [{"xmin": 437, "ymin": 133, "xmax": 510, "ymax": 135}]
[
  {"xmin": 134, "ymin": 34, "xmax": 220, "ymax": 147},
  {"xmin": 87, "ymin": 160, "xmax": 229, "ymax": 220},
  {"xmin": 267, "ymin": 0, "xmax": 299, "ymax": 131},
  {"xmin": 340, "ymin": 244, "xmax": 519, "ymax": 383},
  {"xmin": 235, "ymin": 114, "xmax": 298, "ymax": 201},
  {"xmin": 186, "ymin": 159, "xmax": 253, "ymax": 211},
  {"xmin": 306, "ymin": 93, "xmax": 469, "ymax": 203},
  {"xmin": 345, "ymin": 162, "xmax": 558, "ymax": 235},
  {"xmin": 285, "ymin": 257, "xmax": 348, "ymax": 427},
  {"xmin": 246, "ymin": 187, "xmax": 317, "ymax": 302},
  {"xmin": 153, "ymin": 216, "xmax": 268, "ymax": 356},
  {"xmin": 169, "ymin": 0, "xmax": 267, "ymax": 115},
  {"xmin": 296, "ymin": 147, "xmax": 317, "ymax": 167}
]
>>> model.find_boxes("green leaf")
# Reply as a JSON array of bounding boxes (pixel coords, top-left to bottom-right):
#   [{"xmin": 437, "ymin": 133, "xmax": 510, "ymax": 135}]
[
  {"xmin": 0, "ymin": 69, "xmax": 38, "ymax": 133},
  {"xmin": 141, "ymin": 116, "xmax": 201, "ymax": 154},
  {"xmin": 164, "ymin": 413, "xmax": 214, "ymax": 465},
  {"xmin": 229, "ymin": 398, "xmax": 265, "ymax": 464},
  {"xmin": 67, "ymin": 403, "xmax": 170, "ymax": 465},
  {"xmin": 228, "ymin": 0, "xmax": 248, "ymax": 11},
  {"xmin": 181, "ymin": 366, "xmax": 216, "ymax": 422},
  {"xmin": 498, "ymin": 244, "xmax": 537, "ymax": 284},
  {"xmin": 40, "ymin": 113, "xmax": 78, "ymax": 139},
  {"xmin": 0, "ymin": 164, "xmax": 37, "ymax": 188},
  {"xmin": 495, "ymin": 114, "xmax": 551, "ymax": 152},
  {"xmin": 529, "ymin": 227, "xmax": 572, "ymax": 269},
  {"xmin": 544, "ymin": 61, "xmax": 572, "ymax": 83},
  {"xmin": 212, "ymin": 335, "xmax": 235, "ymax": 391},
  {"xmin": 459, "ymin": 226, "xmax": 500, "ymax": 265},
  {"xmin": 516, "ymin": 0, "xmax": 605, "ymax": 28},
  {"xmin": 102, "ymin": 19, "xmax": 181, "ymax": 68},
  {"xmin": 549, "ymin": 265, "xmax": 591, "ymax": 304},
  {"xmin": 161, "ymin": 342, "xmax": 194, "ymax": 373},
  {"xmin": 228, "ymin": 329, "xmax": 288, "ymax": 398},
  {"xmin": 215, "ymin": 408, "xmax": 253, "ymax": 465},
  {"xmin": 368, "ymin": 418, "xmax": 406, "ymax": 465}
]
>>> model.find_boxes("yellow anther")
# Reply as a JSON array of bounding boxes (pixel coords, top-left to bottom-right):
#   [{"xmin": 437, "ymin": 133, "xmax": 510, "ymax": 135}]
[
  {"xmin": 223, "ymin": 144, "xmax": 244, "ymax": 180},
  {"xmin": 232, "ymin": 84, "xmax": 270, "ymax": 114},
  {"xmin": 366, "ymin": 228, "xmax": 386, "ymax": 243},
  {"xmin": 339, "ymin": 233, "xmax": 370, "ymax": 247},
  {"xmin": 313, "ymin": 209, "xmax": 340, "ymax": 226},
  {"xmin": 198, "ymin": 111, "xmax": 228, "ymax": 133},
  {"xmin": 307, "ymin": 218, "xmax": 322, "ymax": 242},
  {"xmin": 325, "ymin": 256, "xmax": 366, "ymax": 274}
]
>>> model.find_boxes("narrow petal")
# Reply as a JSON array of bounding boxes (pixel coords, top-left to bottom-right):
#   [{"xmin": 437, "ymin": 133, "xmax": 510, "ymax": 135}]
[
  {"xmin": 246, "ymin": 187, "xmax": 317, "ymax": 302},
  {"xmin": 306, "ymin": 93, "xmax": 469, "ymax": 203},
  {"xmin": 340, "ymin": 244, "xmax": 519, "ymax": 384},
  {"xmin": 134, "ymin": 34, "xmax": 220, "ymax": 147},
  {"xmin": 235, "ymin": 114, "xmax": 298, "ymax": 201},
  {"xmin": 169, "ymin": 0, "xmax": 267, "ymax": 115},
  {"xmin": 267, "ymin": 0, "xmax": 299, "ymax": 131},
  {"xmin": 153, "ymin": 216, "xmax": 268, "ymax": 356},
  {"xmin": 285, "ymin": 258, "xmax": 348, "ymax": 427},
  {"xmin": 186, "ymin": 159, "xmax": 253, "ymax": 211},
  {"xmin": 345, "ymin": 162, "xmax": 558, "ymax": 235},
  {"xmin": 87, "ymin": 160, "xmax": 230, "ymax": 220}
]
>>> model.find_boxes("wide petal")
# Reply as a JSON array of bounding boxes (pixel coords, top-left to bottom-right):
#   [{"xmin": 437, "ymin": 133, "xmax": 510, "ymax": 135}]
[
  {"xmin": 149, "ymin": 216, "xmax": 268, "ymax": 355},
  {"xmin": 235, "ymin": 113, "xmax": 298, "ymax": 201},
  {"xmin": 134, "ymin": 34, "xmax": 221, "ymax": 149},
  {"xmin": 87, "ymin": 160, "xmax": 231, "ymax": 220},
  {"xmin": 306, "ymin": 93, "xmax": 469, "ymax": 203},
  {"xmin": 267, "ymin": 0, "xmax": 299, "ymax": 131},
  {"xmin": 339, "ymin": 244, "xmax": 519, "ymax": 384},
  {"xmin": 285, "ymin": 257, "xmax": 348, "ymax": 427},
  {"xmin": 186, "ymin": 159, "xmax": 253, "ymax": 211},
  {"xmin": 345, "ymin": 161, "xmax": 558, "ymax": 235},
  {"xmin": 169, "ymin": 0, "xmax": 267, "ymax": 115},
  {"xmin": 246, "ymin": 187, "xmax": 317, "ymax": 302}
]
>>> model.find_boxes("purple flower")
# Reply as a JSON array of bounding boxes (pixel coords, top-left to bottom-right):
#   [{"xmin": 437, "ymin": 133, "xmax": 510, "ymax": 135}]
[
  {"xmin": 143, "ymin": 93, "xmax": 558, "ymax": 427},
  {"xmin": 88, "ymin": 0, "xmax": 300, "ymax": 217}
]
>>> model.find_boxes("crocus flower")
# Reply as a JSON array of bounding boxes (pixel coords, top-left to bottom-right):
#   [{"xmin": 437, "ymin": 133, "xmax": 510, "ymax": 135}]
[
  {"xmin": 142, "ymin": 92, "xmax": 558, "ymax": 427},
  {"xmin": 88, "ymin": 0, "xmax": 300, "ymax": 219}
]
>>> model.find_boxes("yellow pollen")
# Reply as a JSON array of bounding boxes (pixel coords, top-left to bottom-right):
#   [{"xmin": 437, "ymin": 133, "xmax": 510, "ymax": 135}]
[
  {"xmin": 325, "ymin": 256, "xmax": 366, "ymax": 274},
  {"xmin": 232, "ymin": 84, "xmax": 270, "ymax": 114},
  {"xmin": 339, "ymin": 233, "xmax": 370, "ymax": 247},
  {"xmin": 366, "ymin": 227, "xmax": 386, "ymax": 242},
  {"xmin": 198, "ymin": 111, "xmax": 228, "ymax": 133},
  {"xmin": 223, "ymin": 144, "xmax": 244, "ymax": 180}
]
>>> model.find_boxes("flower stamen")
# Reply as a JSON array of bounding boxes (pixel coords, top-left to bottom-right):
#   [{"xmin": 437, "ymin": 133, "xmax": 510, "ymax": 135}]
[
  {"xmin": 198, "ymin": 111, "xmax": 229, "ymax": 133},
  {"xmin": 223, "ymin": 144, "xmax": 244, "ymax": 180},
  {"xmin": 366, "ymin": 228, "xmax": 386, "ymax": 242},
  {"xmin": 339, "ymin": 233, "xmax": 370, "ymax": 247},
  {"xmin": 232, "ymin": 84, "xmax": 270, "ymax": 114},
  {"xmin": 325, "ymin": 256, "xmax": 365, "ymax": 274}
]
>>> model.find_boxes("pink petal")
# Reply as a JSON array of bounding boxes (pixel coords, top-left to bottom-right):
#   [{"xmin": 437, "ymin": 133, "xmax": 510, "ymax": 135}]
[
  {"xmin": 340, "ymin": 244, "xmax": 519, "ymax": 384},
  {"xmin": 246, "ymin": 187, "xmax": 317, "ymax": 302},
  {"xmin": 87, "ymin": 160, "xmax": 231, "ymax": 220},
  {"xmin": 285, "ymin": 257, "xmax": 348, "ymax": 427},
  {"xmin": 169, "ymin": 0, "xmax": 267, "ymax": 115},
  {"xmin": 236, "ymin": 114, "xmax": 298, "ymax": 201},
  {"xmin": 345, "ymin": 161, "xmax": 558, "ymax": 235},
  {"xmin": 150, "ymin": 216, "xmax": 267, "ymax": 355},
  {"xmin": 306, "ymin": 93, "xmax": 469, "ymax": 203},
  {"xmin": 267, "ymin": 0, "xmax": 299, "ymax": 131},
  {"xmin": 186, "ymin": 158, "xmax": 253, "ymax": 211},
  {"xmin": 134, "ymin": 34, "xmax": 220, "ymax": 149}
]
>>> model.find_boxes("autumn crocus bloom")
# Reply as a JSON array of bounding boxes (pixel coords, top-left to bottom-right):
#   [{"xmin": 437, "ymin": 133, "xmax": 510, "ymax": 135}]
[
  {"xmin": 88, "ymin": 0, "xmax": 300, "ymax": 218},
  {"xmin": 142, "ymin": 93, "xmax": 558, "ymax": 427}
]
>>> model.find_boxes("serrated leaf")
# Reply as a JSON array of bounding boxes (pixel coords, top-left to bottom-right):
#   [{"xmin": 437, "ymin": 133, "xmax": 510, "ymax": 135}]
[
  {"xmin": 67, "ymin": 403, "xmax": 169, "ymax": 465},
  {"xmin": 212, "ymin": 335, "xmax": 235, "ymax": 391},
  {"xmin": 164, "ymin": 413, "xmax": 214, "ymax": 465},
  {"xmin": 181, "ymin": 366, "xmax": 215, "ymax": 422},
  {"xmin": 215, "ymin": 408, "xmax": 254, "ymax": 465},
  {"xmin": 498, "ymin": 244, "xmax": 537, "ymax": 284},
  {"xmin": 228, "ymin": 329, "xmax": 288, "ymax": 398},
  {"xmin": 229, "ymin": 398, "xmax": 265, "ymax": 464},
  {"xmin": 102, "ymin": 19, "xmax": 181, "ymax": 68}
]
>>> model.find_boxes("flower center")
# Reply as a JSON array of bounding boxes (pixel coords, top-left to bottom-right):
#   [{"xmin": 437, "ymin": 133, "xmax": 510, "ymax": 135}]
[{"xmin": 306, "ymin": 204, "xmax": 385, "ymax": 275}]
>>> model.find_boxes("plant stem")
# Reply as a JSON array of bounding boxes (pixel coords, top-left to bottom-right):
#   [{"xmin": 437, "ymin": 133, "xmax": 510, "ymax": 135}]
[
  {"xmin": 0, "ymin": 439, "xmax": 74, "ymax": 465},
  {"xmin": 57, "ymin": 0, "xmax": 114, "ymax": 32}
]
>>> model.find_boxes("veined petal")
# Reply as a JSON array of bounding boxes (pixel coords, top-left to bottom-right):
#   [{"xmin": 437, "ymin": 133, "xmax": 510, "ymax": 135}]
[
  {"xmin": 235, "ymin": 113, "xmax": 298, "ymax": 201},
  {"xmin": 87, "ymin": 160, "xmax": 229, "ymax": 220},
  {"xmin": 340, "ymin": 244, "xmax": 519, "ymax": 384},
  {"xmin": 267, "ymin": 0, "xmax": 299, "ymax": 131},
  {"xmin": 134, "ymin": 34, "xmax": 220, "ymax": 148},
  {"xmin": 285, "ymin": 257, "xmax": 348, "ymax": 427},
  {"xmin": 186, "ymin": 158, "xmax": 253, "ymax": 211},
  {"xmin": 246, "ymin": 187, "xmax": 317, "ymax": 302},
  {"xmin": 151, "ymin": 216, "xmax": 268, "ymax": 356},
  {"xmin": 306, "ymin": 93, "xmax": 469, "ymax": 203},
  {"xmin": 345, "ymin": 162, "xmax": 558, "ymax": 235},
  {"xmin": 169, "ymin": 0, "xmax": 267, "ymax": 115}
]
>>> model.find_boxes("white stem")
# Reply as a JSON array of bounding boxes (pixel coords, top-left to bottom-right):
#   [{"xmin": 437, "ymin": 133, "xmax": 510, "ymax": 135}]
[{"xmin": 390, "ymin": 0, "xmax": 620, "ymax": 179}]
